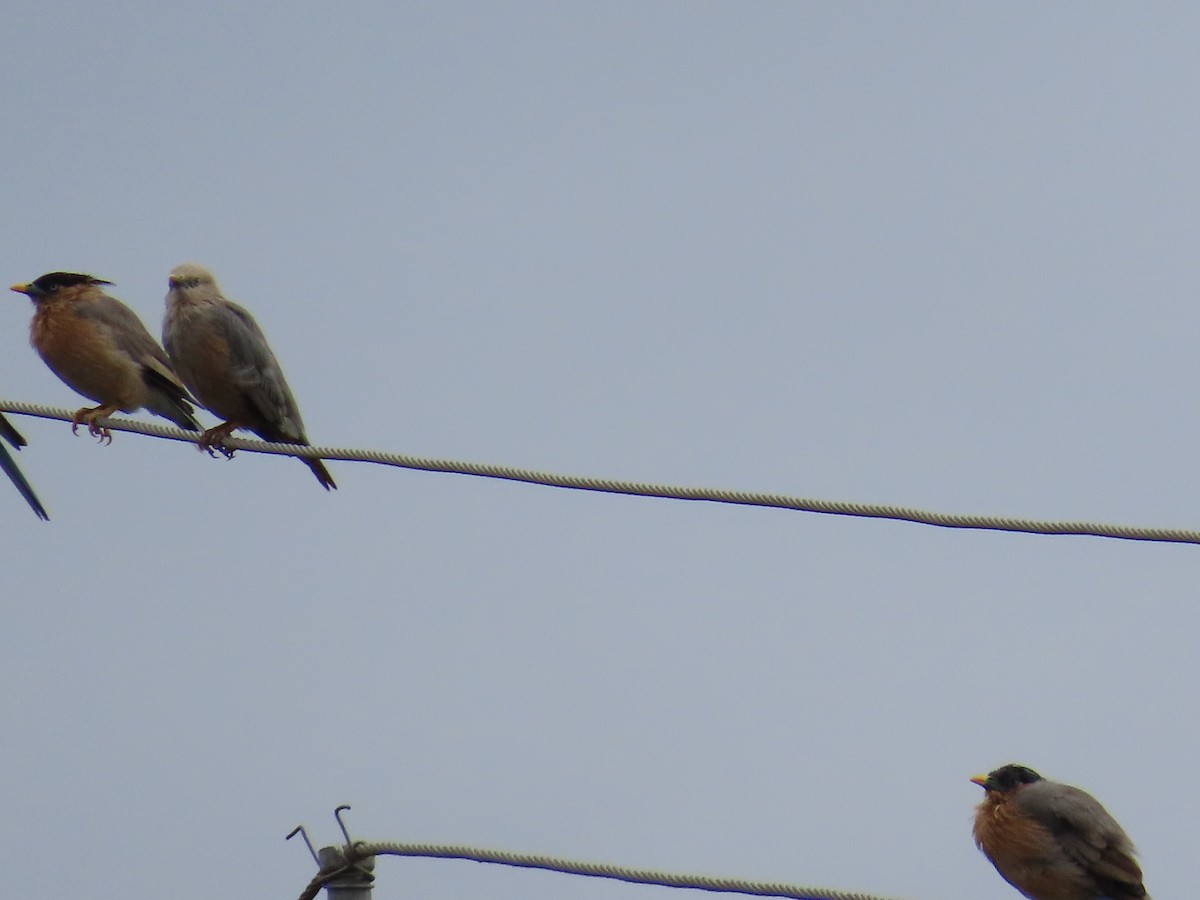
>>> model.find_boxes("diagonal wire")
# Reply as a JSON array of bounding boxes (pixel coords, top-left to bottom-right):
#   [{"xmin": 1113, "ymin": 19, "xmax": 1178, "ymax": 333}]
[
  {"xmin": 294, "ymin": 840, "xmax": 907, "ymax": 900},
  {"xmin": 4, "ymin": 399, "xmax": 1200, "ymax": 545}
]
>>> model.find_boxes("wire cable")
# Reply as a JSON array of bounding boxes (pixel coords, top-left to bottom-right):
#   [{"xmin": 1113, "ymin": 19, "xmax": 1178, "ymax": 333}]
[
  {"xmin": 4, "ymin": 399, "xmax": 1198, "ymax": 545},
  {"xmin": 294, "ymin": 840, "xmax": 907, "ymax": 900}
]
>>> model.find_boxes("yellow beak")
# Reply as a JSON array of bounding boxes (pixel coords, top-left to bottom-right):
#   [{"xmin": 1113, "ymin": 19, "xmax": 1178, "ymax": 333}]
[
  {"xmin": 970, "ymin": 774, "xmax": 988, "ymax": 787},
  {"xmin": 10, "ymin": 283, "xmax": 30, "ymax": 294}
]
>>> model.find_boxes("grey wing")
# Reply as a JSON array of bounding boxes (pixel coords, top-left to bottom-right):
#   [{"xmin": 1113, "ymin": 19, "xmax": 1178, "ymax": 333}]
[
  {"xmin": 213, "ymin": 301, "xmax": 307, "ymax": 438},
  {"xmin": 77, "ymin": 295, "xmax": 175, "ymax": 370},
  {"xmin": 78, "ymin": 297, "xmax": 197, "ymax": 429},
  {"xmin": 1017, "ymin": 782, "xmax": 1144, "ymax": 887}
]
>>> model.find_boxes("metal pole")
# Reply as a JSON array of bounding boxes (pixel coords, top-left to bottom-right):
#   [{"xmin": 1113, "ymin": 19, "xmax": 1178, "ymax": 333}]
[{"xmin": 317, "ymin": 845, "xmax": 375, "ymax": 900}]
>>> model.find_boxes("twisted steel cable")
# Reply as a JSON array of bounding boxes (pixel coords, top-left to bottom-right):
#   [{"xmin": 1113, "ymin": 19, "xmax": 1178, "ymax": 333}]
[
  {"xmin": 5, "ymin": 399, "xmax": 1199, "ymax": 544},
  {"xmin": 293, "ymin": 840, "xmax": 908, "ymax": 900}
]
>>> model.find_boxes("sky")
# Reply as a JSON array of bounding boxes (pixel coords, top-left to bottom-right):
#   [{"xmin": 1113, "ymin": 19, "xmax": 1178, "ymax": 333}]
[{"xmin": 1, "ymin": 4, "xmax": 1195, "ymax": 899}]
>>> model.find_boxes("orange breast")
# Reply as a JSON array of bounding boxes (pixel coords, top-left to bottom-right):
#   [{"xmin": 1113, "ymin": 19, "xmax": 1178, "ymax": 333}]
[
  {"xmin": 32, "ymin": 304, "xmax": 146, "ymax": 410},
  {"xmin": 974, "ymin": 797, "xmax": 1088, "ymax": 900}
]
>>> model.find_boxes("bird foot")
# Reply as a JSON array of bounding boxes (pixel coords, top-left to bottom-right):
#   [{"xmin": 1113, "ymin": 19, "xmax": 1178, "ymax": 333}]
[
  {"xmin": 198, "ymin": 422, "xmax": 239, "ymax": 459},
  {"xmin": 71, "ymin": 408, "xmax": 115, "ymax": 445}
]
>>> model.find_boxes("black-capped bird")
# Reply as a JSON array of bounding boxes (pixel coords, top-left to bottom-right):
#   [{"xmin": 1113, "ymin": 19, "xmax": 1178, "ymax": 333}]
[
  {"xmin": 971, "ymin": 764, "xmax": 1148, "ymax": 900},
  {"xmin": 11, "ymin": 272, "xmax": 200, "ymax": 441}
]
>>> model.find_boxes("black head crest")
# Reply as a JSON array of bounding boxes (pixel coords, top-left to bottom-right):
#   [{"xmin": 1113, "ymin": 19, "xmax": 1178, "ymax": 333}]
[
  {"xmin": 32, "ymin": 272, "xmax": 113, "ymax": 291},
  {"xmin": 984, "ymin": 764, "xmax": 1043, "ymax": 792},
  {"xmin": 13, "ymin": 272, "xmax": 113, "ymax": 299}
]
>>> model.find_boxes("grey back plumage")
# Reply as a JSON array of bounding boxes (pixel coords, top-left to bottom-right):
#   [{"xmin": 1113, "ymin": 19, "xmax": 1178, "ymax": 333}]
[
  {"xmin": 208, "ymin": 299, "xmax": 307, "ymax": 441},
  {"xmin": 1014, "ymin": 780, "xmax": 1145, "ymax": 896}
]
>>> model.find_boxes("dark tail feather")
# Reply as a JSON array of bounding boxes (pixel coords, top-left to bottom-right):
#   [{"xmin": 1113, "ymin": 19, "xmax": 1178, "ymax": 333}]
[
  {"xmin": 146, "ymin": 396, "xmax": 200, "ymax": 431},
  {"xmin": 143, "ymin": 375, "xmax": 202, "ymax": 431},
  {"xmin": 254, "ymin": 424, "xmax": 336, "ymax": 490},
  {"xmin": 156, "ymin": 393, "xmax": 202, "ymax": 431},
  {"xmin": 169, "ymin": 402, "xmax": 202, "ymax": 432},
  {"xmin": 303, "ymin": 456, "xmax": 337, "ymax": 491},
  {"xmin": 0, "ymin": 440, "xmax": 49, "ymax": 520},
  {"xmin": 0, "ymin": 412, "xmax": 27, "ymax": 449}
]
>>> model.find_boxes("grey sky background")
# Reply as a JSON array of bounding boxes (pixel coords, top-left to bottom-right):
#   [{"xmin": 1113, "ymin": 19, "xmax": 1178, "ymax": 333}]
[{"xmin": 1, "ymin": 4, "xmax": 1194, "ymax": 899}]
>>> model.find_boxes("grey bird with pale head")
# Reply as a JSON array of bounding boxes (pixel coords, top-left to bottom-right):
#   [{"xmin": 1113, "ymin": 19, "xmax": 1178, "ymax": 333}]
[{"xmin": 162, "ymin": 263, "xmax": 336, "ymax": 490}]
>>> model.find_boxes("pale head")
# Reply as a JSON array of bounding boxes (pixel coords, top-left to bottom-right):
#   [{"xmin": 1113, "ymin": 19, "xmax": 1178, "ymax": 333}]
[{"xmin": 167, "ymin": 262, "xmax": 219, "ymax": 294}]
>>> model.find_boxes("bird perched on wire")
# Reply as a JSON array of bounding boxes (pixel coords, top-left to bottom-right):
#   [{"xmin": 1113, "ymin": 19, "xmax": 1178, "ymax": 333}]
[
  {"xmin": 971, "ymin": 764, "xmax": 1148, "ymax": 900},
  {"xmin": 0, "ymin": 412, "xmax": 49, "ymax": 520},
  {"xmin": 11, "ymin": 273, "xmax": 201, "ymax": 442},
  {"xmin": 162, "ymin": 263, "xmax": 336, "ymax": 490}
]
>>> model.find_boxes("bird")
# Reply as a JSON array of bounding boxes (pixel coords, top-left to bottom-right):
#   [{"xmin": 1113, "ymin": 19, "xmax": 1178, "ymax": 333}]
[
  {"xmin": 0, "ymin": 413, "xmax": 49, "ymax": 520},
  {"xmin": 162, "ymin": 263, "xmax": 336, "ymax": 490},
  {"xmin": 11, "ymin": 273, "xmax": 201, "ymax": 442},
  {"xmin": 971, "ymin": 764, "xmax": 1148, "ymax": 900}
]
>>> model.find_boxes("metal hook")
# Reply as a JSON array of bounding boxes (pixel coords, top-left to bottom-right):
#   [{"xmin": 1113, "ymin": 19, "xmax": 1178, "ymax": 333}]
[
  {"xmin": 286, "ymin": 824, "xmax": 320, "ymax": 865},
  {"xmin": 333, "ymin": 804, "xmax": 353, "ymax": 846}
]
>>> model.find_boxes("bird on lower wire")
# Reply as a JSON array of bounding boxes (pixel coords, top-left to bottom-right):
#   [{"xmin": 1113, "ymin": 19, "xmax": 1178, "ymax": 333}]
[
  {"xmin": 971, "ymin": 764, "xmax": 1148, "ymax": 900},
  {"xmin": 11, "ymin": 273, "xmax": 201, "ymax": 442},
  {"xmin": 0, "ymin": 412, "xmax": 49, "ymax": 520},
  {"xmin": 162, "ymin": 263, "xmax": 336, "ymax": 490}
]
